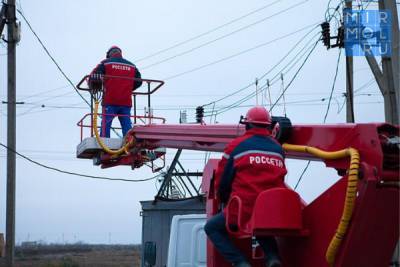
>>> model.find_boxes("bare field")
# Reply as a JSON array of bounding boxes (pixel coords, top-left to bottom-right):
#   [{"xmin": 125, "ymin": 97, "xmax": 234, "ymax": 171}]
[{"xmin": 13, "ymin": 244, "xmax": 141, "ymax": 267}]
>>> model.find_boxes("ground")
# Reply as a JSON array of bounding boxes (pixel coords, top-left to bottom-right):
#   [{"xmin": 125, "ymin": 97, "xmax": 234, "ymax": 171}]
[{"xmin": 10, "ymin": 244, "xmax": 141, "ymax": 267}]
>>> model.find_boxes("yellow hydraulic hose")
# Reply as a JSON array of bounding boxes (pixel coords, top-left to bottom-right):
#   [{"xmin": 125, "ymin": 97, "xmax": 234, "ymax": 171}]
[
  {"xmin": 93, "ymin": 100, "xmax": 135, "ymax": 156},
  {"xmin": 282, "ymin": 144, "xmax": 360, "ymax": 267}
]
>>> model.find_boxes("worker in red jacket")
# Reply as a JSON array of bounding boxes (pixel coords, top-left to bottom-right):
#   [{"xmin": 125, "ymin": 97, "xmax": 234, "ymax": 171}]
[
  {"xmin": 204, "ymin": 106, "xmax": 287, "ymax": 267},
  {"xmin": 90, "ymin": 46, "xmax": 142, "ymax": 137}
]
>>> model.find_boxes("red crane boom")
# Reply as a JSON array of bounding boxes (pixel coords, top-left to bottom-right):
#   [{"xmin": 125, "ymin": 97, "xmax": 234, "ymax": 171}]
[{"xmin": 76, "ymin": 76, "xmax": 399, "ymax": 267}]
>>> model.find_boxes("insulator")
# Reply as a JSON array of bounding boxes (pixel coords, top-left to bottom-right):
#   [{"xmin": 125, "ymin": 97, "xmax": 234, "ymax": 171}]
[
  {"xmin": 180, "ymin": 110, "xmax": 187, "ymax": 124},
  {"xmin": 196, "ymin": 106, "xmax": 204, "ymax": 123},
  {"xmin": 337, "ymin": 25, "xmax": 344, "ymax": 48},
  {"xmin": 321, "ymin": 22, "xmax": 331, "ymax": 48}
]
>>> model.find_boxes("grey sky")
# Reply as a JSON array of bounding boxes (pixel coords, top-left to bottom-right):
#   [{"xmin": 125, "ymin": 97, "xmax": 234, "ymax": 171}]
[{"xmin": 0, "ymin": 0, "xmax": 389, "ymax": 244}]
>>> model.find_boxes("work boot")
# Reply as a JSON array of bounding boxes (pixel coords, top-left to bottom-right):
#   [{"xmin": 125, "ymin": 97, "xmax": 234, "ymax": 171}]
[
  {"xmin": 266, "ymin": 257, "xmax": 282, "ymax": 267},
  {"xmin": 233, "ymin": 261, "xmax": 251, "ymax": 267}
]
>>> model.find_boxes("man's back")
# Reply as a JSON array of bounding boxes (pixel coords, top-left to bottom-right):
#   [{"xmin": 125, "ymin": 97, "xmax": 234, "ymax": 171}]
[
  {"xmin": 88, "ymin": 46, "xmax": 142, "ymax": 137},
  {"xmin": 217, "ymin": 127, "xmax": 287, "ymax": 219},
  {"xmin": 101, "ymin": 56, "xmax": 137, "ymax": 107},
  {"xmin": 205, "ymin": 106, "xmax": 284, "ymax": 267}
]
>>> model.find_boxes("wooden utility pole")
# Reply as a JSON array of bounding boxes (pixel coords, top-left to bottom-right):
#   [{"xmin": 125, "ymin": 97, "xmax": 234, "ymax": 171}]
[
  {"xmin": 2, "ymin": 0, "xmax": 18, "ymax": 266},
  {"xmin": 365, "ymin": 0, "xmax": 399, "ymax": 124},
  {"xmin": 345, "ymin": 0, "xmax": 355, "ymax": 123}
]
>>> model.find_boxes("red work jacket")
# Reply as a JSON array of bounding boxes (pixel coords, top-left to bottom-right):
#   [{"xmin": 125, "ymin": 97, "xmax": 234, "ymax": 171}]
[
  {"xmin": 90, "ymin": 54, "xmax": 141, "ymax": 107},
  {"xmin": 214, "ymin": 128, "xmax": 287, "ymax": 221}
]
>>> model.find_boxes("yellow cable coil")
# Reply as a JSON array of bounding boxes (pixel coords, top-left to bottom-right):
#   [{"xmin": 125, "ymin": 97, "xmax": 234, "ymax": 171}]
[
  {"xmin": 282, "ymin": 144, "xmax": 360, "ymax": 267},
  {"xmin": 93, "ymin": 101, "xmax": 135, "ymax": 156}
]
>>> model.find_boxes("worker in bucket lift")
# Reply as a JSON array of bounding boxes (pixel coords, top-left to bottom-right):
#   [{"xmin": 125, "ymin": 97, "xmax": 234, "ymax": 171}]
[
  {"xmin": 89, "ymin": 46, "xmax": 142, "ymax": 138},
  {"xmin": 204, "ymin": 106, "xmax": 286, "ymax": 267}
]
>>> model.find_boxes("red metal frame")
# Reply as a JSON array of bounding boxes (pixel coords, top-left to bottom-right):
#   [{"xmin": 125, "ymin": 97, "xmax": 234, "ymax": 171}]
[
  {"xmin": 76, "ymin": 75, "xmax": 164, "ymax": 96},
  {"xmin": 76, "ymin": 112, "xmax": 166, "ymax": 141},
  {"xmin": 76, "ymin": 74, "xmax": 165, "ymax": 126}
]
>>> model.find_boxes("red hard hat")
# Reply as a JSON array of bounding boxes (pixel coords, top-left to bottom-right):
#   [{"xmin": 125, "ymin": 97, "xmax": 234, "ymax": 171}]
[
  {"xmin": 242, "ymin": 106, "xmax": 272, "ymax": 125},
  {"xmin": 106, "ymin": 45, "xmax": 122, "ymax": 58}
]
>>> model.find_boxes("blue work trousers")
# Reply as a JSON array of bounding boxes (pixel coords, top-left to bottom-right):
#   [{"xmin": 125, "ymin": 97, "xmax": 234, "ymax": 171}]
[
  {"xmin": 204, "ymin": 212, "xmax": 279, "ymax": 264},
  {"xmin": 100, "ymin": 105, "xmax": 132, "ymax": 138}
]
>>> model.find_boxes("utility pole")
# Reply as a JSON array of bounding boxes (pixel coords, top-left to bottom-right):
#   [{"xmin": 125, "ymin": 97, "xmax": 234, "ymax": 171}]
[
  {"xmin": 366, "ymin": 0, "xmax": 399, "ymax": 124},
  {"xmin": 345, "ymin": 0, "xmax": 355, "ymax": 123},
  {"xmin": 0, "ymin": 0, "xmax": 19, "ymax": 266},
  {"xmin": 381, "ymin": 0, "xmax": 399, "ymax": 125}
]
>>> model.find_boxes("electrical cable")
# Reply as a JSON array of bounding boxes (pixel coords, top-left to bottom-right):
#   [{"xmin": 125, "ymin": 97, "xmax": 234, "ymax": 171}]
[
  {"xmin": 267, "ymin": 32, "xmax": 321, "ymax": 82},
  {"xmin": 15, "ymin": 101, "xmax": 84, "ymax": 117},
  {"xmin": 323, "ymin": 49, "xmax": 342, "ymax": 123},
  {"xmin": 294, "ymin": 161, "xmax": 311, "ymax": 190},
  {"xmin": 22, "ymin": 90, "xmax": 75, "ymax": 106},
  {"xmin": 18, "ymin": 84, "xmax": 70, "ymax": 101},
  {"xmin": 0, "ymin": 142, "xmax": 161, "ymax": 183},
  {"xmin": 213, "ymin": 33, "xmax": 320, "ymax": 116},
  {"xmin": 6, "ymin": 85, "xmax": 380, "ymax": 116},
  {"xmin": 269, "ymin": 38, "xmax": 320, "ymax": 112},
  {"xmin": 163, "ymin": 22, "xmax": 318, "ymax": 81},
  {"xmin": 271, "ymin": 4, "xmax": 342, "ymax": 191},
  {"xmin": 202, "ymin": 25, "xmax": 320, "ymax": 111},
  {"xmin": 294, "ymin": 44, "xmax": 343, "ymax": 191},
  {"xmin": 8, "ymin": 97, "xmax": 381, "ymax": 114},
  {"xmin": 134, "ymin": 0, "xmax": 282, "ymax": 63},
  {"xmin": 354, "ymin": 77, "xmax": 375, "ymax": 93},
  {"xmin": 13, "ymin": 14, "xmax": 318, "ymax": 119},
  {"xmin": 325, "ymin": 0, "xmax": 344, "ymax": 21},
  {"xmin": 280, "ymin": 73, "xmax": 287, "ymax": 116},
  {"xmin": 17, "ymin": 9, "xmax": 121, "ymax": 137},
  {"xmin": 200, "ymin": 3, "xmax": 341, "ymax": 112},
  {"xmin": 16, "ymin": 9, "xmax": 90, "ymax": 107},
  {"xmin": 142, "ymin": 0, "xmax": 309, "ymax": 70},
  {"xmin": 267, "ymin": 79, "xmax": 273, "ymax": 110}
]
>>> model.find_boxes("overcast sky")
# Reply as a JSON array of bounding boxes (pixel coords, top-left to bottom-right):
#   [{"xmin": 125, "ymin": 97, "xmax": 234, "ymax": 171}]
[{"xmin": 0, "ymin": 0, "xmax": 392, "ymax": 244}]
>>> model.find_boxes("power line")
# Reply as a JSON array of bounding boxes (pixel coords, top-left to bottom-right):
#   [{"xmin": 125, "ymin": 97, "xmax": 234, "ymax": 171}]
[
  {"xmin": 18, "ymin": 84, "xmax": 70, "ymax": 101},
  {"xmin": 203, "ymin": 29, "xmax": 321, "ymax": 115},
  {"xmin": 268, "ymin": 33, "xmax": 321, "ymax": 83},
  {"xmin": 16, "ymin": 9, "xmax": 122, "ymax": 137},
  {"xmin": 269, "ymin": 38, "xmax": 320, "ymax": 112},
  {"xmin": 134, "ymin": 0, "xmax": 282, "ymax": 63},
  {"xmin": 1, "ymin": 99, "xmax": 385, "ymax": 119},
  {"xmin": 294, "ymin": 161, "xmax": 311, "ymax": 190},
  {"xmin": 0, "ymin": 89, "xmax": 378, "ymax": 102},
  {"xmin": 323, "ymin": 49, "xmax": 342, "ymax": 123},
  {"xmin": 294, "ymin": 48, "xmax": 342, "ymax": 191},
  {"xmin": 16, "ymin": 9, "xmax": 90, "ymax": 107},
  {"xmin": 200, "ymin": 2, "xmax": 341, "ymax": 114},
  {"xmin": 142, "ymin": 0, "xmax": 309, "ymax": 70},
  {"xmin": 16, "ymin": 101, "xmax": 84, "ymax": 117},
  {"xmin": 6, "ymin": 97, "xmax": 382, "ymax": 113},
  {"xmin": 354, "ymin": 77, "xmax": 375, "ymax": 93},
  {"xmin": 163, "ymin": 22, "xmax": 318, "ymax": 81},
  {"xmin": 0, "ymin": 142, "xmax": 162, "ymax": 183},
  {"xmin": 213, "ymin": 33, "xmax": 320, "ymax": 116},
  {"xmin": 0, "ymin": 99, "xmax": 381, "ymax": 120},
  {"xmin": 203, "ymin": 24, "xmax": 320, "ymax": 107}
]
